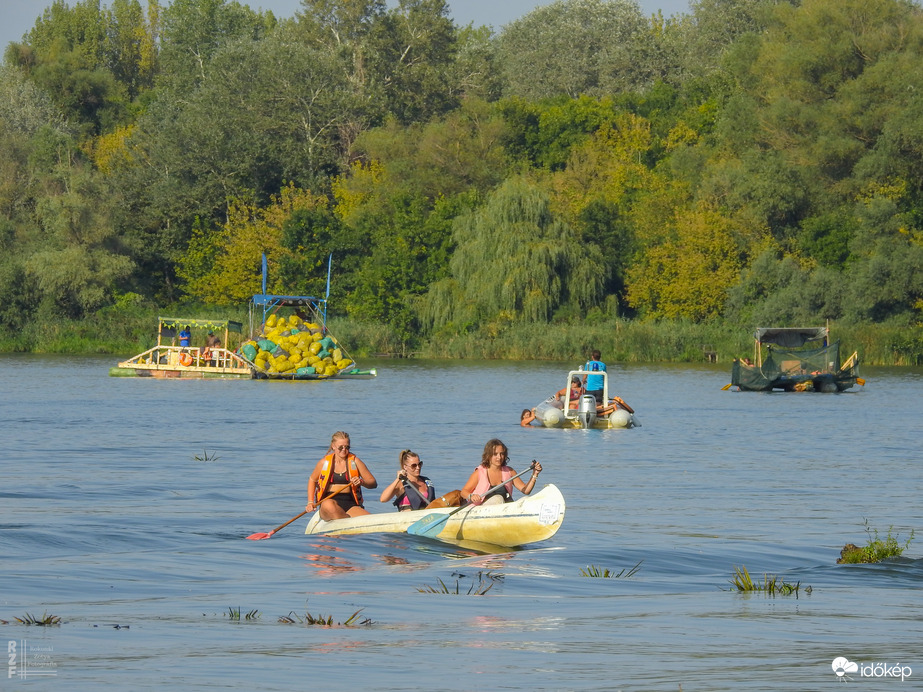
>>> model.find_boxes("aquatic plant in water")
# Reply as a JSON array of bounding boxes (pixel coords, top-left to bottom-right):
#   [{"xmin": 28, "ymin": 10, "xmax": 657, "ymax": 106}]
[
  {"xmin": 225, "ymin": 607, "xmax": 260, "ymax": 621},
  {"xmin": 579, "ymin": 561, "xmax": 643, "ymax": 578},
  {"xmin": 278, "ymin": 608, "xmax": 370, "ymax": 626},
  {"xmin": 417, "ymin": 570, "xmax": 502, "ymax": 595},
  {"xmin": 194, "ymin": 449, "xmax": 220, "ymax": 462},
  {"xmin": 728, "ymin": 565, "xmax": 806, "ymax": 595},
  {"xmin": 837, "ymin": 521, "xmax": 914, "ymax": 564},
  {"xmin": 13, "ymin": 612, "xmax": 61, "ymax": 625}
]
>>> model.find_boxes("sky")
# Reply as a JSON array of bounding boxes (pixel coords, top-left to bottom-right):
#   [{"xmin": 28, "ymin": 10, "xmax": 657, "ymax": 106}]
[{"xmin": 2, "ymin": 0, "xmax": 691, "ymax": 51}]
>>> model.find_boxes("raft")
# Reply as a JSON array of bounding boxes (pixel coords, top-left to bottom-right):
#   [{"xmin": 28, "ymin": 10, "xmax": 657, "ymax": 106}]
[
  {"xmin": 532, "ymin": 370, "xmax": 637, "ymax": 429},
  {"xmin": 304, "ymin": 484, "xmax": 565, "ymax": 548}
]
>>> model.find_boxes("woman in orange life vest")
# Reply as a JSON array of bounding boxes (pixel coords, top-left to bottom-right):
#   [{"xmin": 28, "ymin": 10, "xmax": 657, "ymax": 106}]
[
  {"xmin": 461, "ymin": 438, "xmax": 542, "ymax": 506},
  {"xmin": 306, "ymin": 431, "xmax": 378, "ymax": 520}
]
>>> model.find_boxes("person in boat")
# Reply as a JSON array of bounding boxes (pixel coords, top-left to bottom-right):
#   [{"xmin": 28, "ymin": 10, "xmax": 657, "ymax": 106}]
[
  {"xmin": 201, "ymin": 331, "xmax": 221, "ymax": 364},
  {"xmin": 379, "ymin": 449, "xmax": 435, "ymax": 511},
  {"xmin": 554, "ymin": 377, "xmax": 584, "ymax": 410},
  {"xmin": 582, "ymin": 349, "xmax": 607, "ymax": 405},
  {"xmin": 461, "ymin": 438, "xmax": 542, "ymax": 506},
  {"xmin": 179, "ymin": 325, "xmax": 191, "ymax": 347},
  {"xmin": 306, "ymin": 431, "xmax": 378, "ymax": 520},
  {"xmin": 520, "ymin": 408, "xmax": 537, "ymax": 426}
]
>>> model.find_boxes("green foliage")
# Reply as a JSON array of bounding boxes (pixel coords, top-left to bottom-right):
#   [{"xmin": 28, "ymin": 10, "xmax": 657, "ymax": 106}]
[
  {"xmin": 416, "ymin": 571, "xmax": 502, "ymax": 595},
  {"xmin": 422, "ymin": 178, "xmax": 605, "ymax": 331},
  {"xmin": 14, "ymin": 612, "xmax": 62, "ymax": 626},
  {"xmin": 838, "ymin": 521, "xmax": 915, "ymax": 564},
  {"xmin": 496, "ymin": 0, "xmax": 653, "ymax": 100},
  {"xmin": 278, "ymin": 607, "xmax": 371, "ymax": 626},
  {"xmin": 499, "ymin": 95, "xmax": 621, "ymax": 171},
  {"xmin": 579, "ymin": 560, "xmax": 642, "ymax": 578},
  {"xmin": 224, "ymin": 607, "xmax": 259, "ymax": 621},
  {"xmin": 4, "ymin": 0, "xmax": 923, "ymax": 349},
  {"xmin": 728, "ymin": 565, "xmax": 805, "ymax": 596}
]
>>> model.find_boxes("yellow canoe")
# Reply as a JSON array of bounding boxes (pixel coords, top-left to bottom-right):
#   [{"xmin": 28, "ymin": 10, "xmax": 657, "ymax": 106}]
[{"xmin": 304, "ymin": 484, "xmax": 565, "ymax": 548}]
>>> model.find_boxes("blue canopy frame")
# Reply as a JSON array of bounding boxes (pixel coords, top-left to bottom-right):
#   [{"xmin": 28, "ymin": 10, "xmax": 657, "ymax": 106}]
[{"xmin": 249, "ymin": 253, "xmax": 332, "ymax": 333}]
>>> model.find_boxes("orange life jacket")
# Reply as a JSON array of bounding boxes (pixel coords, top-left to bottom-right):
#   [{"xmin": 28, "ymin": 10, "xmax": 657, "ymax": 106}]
[{"xmin": 316, "ymin": 453, "xmax": 363, "ymax": 505}]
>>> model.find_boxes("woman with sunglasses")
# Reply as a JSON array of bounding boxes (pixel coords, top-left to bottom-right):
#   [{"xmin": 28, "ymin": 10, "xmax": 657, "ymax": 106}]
[
  {"xmin": 461, "ymin": 438, "xmax": 542, "ymax": 506},
  {"xmin": 306, "ymin": 431, "xmax": 378, "ymax": 520},
  {"xmin": 379, "ymin": 449, "xmax": 436, "ymax": 511}
]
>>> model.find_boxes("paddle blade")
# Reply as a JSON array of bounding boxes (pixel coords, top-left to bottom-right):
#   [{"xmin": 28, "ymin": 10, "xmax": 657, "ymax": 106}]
[
  {"xmin": 721, "ymin": 383, "xmax": 733, "ymax": 391},
  {"xmin": 406, "ymin": 512, "xmax": 450, "ymax": 539},
  {"xmin": 245, "ymin": 531, "xmax": 273, "ymax": 540}
]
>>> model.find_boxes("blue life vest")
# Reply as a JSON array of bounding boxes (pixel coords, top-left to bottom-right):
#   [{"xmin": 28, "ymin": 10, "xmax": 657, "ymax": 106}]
[{"xmin": 393, "ymin": 476, "xmax": 435, "ymax": 510}]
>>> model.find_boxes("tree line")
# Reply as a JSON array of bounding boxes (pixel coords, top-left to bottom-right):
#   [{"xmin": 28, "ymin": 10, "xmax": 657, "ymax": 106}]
[{"xmin": 1, "ymin": 0, "xmax": 921, "ymax": 352}]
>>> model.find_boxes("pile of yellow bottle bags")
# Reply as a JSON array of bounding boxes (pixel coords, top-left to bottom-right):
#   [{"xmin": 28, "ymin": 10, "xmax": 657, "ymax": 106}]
[{"xmin": 240, "ymin": 313, "xmax": 354, "ymax": 377}]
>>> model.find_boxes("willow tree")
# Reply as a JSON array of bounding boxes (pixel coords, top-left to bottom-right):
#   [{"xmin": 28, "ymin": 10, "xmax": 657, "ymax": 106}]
[{"xmin": 421, "ymin": 178, "xmax": 605, "ymax": 332}]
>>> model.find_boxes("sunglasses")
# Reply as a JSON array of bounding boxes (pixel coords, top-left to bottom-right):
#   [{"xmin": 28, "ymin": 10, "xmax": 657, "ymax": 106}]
[
  {"xmin": 405, "ymin": 462, "xmax": 422, "ymax": 469},
  {"xmin": 335, "ymin": 445, "xmax": 350, "ymax": 451}
]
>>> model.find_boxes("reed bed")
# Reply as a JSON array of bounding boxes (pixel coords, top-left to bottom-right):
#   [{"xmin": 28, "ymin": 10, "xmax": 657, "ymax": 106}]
[{"xmin": 3, "ymin": 302, "xmax": 919, "ymax": 366}]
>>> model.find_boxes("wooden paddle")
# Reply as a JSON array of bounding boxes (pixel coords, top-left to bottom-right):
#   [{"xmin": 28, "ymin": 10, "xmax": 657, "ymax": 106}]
[
  {"xmin": 246, "ymin": 483, "xmax": 352, "ymax": 540},
  {"xmin": 406, "ymin": 464, "xmax": 538, "ymax": 539}
]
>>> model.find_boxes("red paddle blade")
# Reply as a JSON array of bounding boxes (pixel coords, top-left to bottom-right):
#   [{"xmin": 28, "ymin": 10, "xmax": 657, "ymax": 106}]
[{"xmin": 245, "ymin": 531, "xmax": 273, "ymax": 540}]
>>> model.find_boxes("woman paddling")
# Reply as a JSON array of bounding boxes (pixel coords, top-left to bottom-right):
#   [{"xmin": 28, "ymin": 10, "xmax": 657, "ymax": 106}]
[
  {"xmin": 379, "ymin": 449, "xmax": 436, "ymax": 511},
  {"xmin": 306, "ymin": 431, "xmax": 377, "ymax": 520},
  {"xmin": 461, "ymin": 438, "xmax": 542, "ymax": 506}
]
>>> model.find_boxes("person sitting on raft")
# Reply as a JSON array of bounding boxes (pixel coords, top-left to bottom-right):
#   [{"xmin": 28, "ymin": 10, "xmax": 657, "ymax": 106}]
[
  {"xmin": 554, "ymin": 377, "xmax": 584, "ymax": 410},
  {"xmin": 461, "ymin": 438, "xmax": 542, "ymax": 506},
  {"xmin": 379, "ymin": 449, "xmax": 435, "ymax": 511}
]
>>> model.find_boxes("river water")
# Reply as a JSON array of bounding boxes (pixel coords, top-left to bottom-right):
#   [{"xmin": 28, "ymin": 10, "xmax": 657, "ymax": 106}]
[{"xmin": 1, "ymin": 354, "xmax": 921, "ymax": 690}]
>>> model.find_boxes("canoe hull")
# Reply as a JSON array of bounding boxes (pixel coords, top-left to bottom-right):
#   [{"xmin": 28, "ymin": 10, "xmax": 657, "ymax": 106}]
[{"xmin": 304, "ymin": 484, "xmax": 565, "ymax": 548}]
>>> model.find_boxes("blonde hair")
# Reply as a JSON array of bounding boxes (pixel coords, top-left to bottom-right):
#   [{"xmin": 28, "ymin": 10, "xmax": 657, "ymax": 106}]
[
  {"xmin": 398, "ymin": 449, "xmax": 419, "ymax": 468},
  {"xmin": 330, "ymin": 431, "xmax": 350, "ymax": 451}
]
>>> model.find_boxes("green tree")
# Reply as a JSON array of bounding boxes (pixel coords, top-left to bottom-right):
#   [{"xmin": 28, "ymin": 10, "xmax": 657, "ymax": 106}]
[
  {"xmin": 25, "ymin": 127, "xmax": 134, "ymax": 318},
  {"xmin": 626, "ymin": 198, "xmax": 744, "ymax": 321},
  {"xmin": 158, "ymin": 0, "xmax": 272, "ymax": 90},
  {"xmin": 496, "ymin": 0, "xmax": 654, "ymax": 100},
  {"xmin": 7, "ymin": 0, "xmax": 160, "ymax": 135},
  {"xmin": 422, "ymin": 177, "xmax": 605, "ymax": 332}
]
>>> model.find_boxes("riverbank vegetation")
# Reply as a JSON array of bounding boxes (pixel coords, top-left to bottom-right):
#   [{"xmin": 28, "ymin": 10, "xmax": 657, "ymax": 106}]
[{"xmin": 2, "ymin": 0, "xmax": 922, "ymax": 363}]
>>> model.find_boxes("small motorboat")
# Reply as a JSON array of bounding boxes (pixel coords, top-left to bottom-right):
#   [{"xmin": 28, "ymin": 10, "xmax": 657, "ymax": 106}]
[{"xmin": 532, "ymin": 370, "xmax": 637, "ymax": 429}]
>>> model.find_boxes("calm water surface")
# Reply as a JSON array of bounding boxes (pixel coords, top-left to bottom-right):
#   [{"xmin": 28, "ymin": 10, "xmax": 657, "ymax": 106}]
[{"xmin": 1, "ymin": 355, "xmax": 921, "ymax": 690}]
